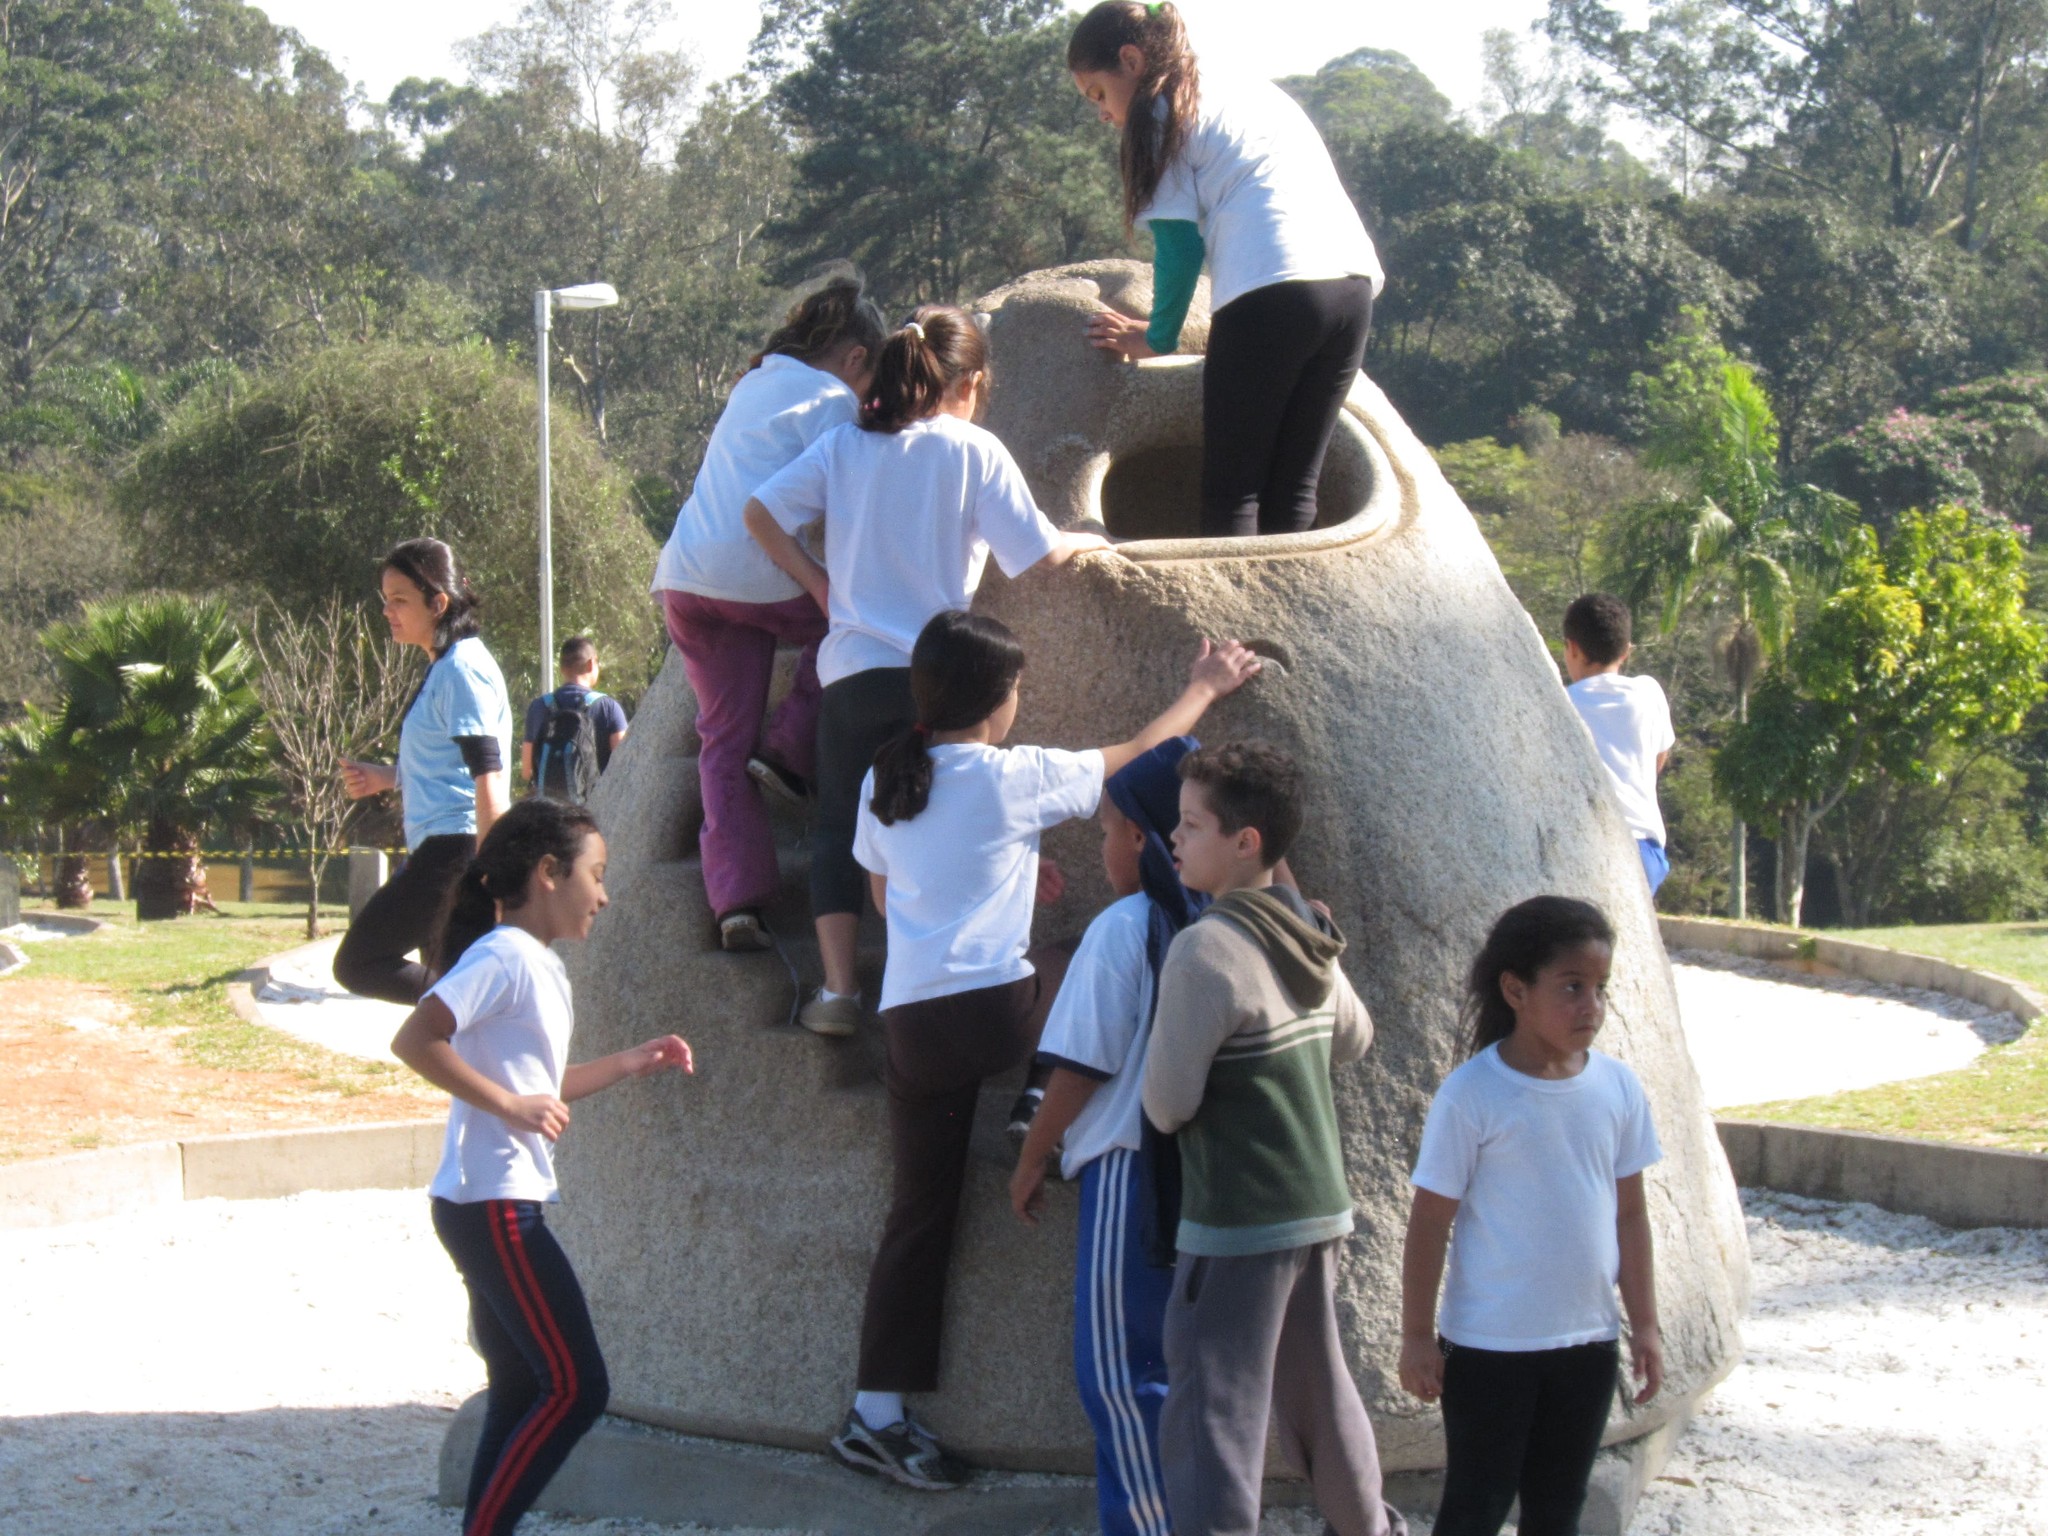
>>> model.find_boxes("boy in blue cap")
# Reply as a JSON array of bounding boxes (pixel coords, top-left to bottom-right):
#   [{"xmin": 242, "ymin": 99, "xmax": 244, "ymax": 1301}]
[{"xmin": 1010, "ymin": 736, "xmax": 1204, "ymax": 1536}]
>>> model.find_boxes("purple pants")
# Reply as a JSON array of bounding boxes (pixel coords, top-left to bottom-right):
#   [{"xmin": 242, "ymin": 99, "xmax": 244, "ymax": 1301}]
[{"xmin": 663, "ymin": 590, "xmax": 827, "ymax": 917}]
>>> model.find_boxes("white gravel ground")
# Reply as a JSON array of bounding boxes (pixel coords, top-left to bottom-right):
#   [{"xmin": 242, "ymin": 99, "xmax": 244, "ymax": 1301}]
[
  {"xmin": 1667, "ymin": 949, "xmax": 2026, "ymax": 1109},
  {"xmin": 4, "ymin": 1186, "xmax": 2043, "ymax": 1534}
]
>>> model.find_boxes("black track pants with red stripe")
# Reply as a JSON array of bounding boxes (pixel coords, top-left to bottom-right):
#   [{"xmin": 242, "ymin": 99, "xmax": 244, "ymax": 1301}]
[{"xmin": 432, "ymin": 1198, "xmax": 610, "ymax": 1536}]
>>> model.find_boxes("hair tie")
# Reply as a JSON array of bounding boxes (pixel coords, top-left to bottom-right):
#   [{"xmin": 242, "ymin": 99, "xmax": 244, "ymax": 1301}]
[
  {"xmin": 902, "ymin": 321, "xmax": 926, "ymax": 341},
  {"xmin": 1145, "ymin": 1, "xmax": 1163, "ymax": 13},
  {"xmin": 912, "ymin": 722, "xmax": 931, "ymax": 737}
]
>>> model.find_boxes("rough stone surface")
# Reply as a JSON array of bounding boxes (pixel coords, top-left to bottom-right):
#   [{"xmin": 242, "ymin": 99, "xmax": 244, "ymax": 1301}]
[
  {"xmin": 0, "ymin": 857, "xmax": 19, "ymax": 930},
  {"xmin": 552, "ymin": 260, "xmax": 1749, "ymax": 1475}
]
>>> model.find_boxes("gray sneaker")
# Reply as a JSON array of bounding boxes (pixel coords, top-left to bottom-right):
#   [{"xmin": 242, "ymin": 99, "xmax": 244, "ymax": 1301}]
[
  {"xmin": 746, "ymin": 754, "xmax": 809, "ymax": 809},
  {"xmin": 830, "ymin": 1410, "xmax": 969, "ymax": 1491},
  {"xmin": 799, "ymin": 989, "xmax": 861, "ymax": 1037}
]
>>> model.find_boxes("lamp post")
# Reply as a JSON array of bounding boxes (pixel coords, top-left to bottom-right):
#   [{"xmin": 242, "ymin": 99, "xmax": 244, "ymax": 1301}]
[{"xmin": 534, "ymin": 281, "xmax": 620, "ymax": 686}]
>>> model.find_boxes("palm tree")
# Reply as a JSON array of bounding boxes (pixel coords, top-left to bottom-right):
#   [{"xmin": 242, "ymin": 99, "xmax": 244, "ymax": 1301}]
[
  {"xmin": 1604, "ymin": 321, "xmax": 1853, "ymax": 917},
  {"xmin": 0, "ymin": 707, "xmax": 109, "ymax": 909},
  {"xmin": 44, "ymin": 596, "xmax": 275, "ymax": 920}
]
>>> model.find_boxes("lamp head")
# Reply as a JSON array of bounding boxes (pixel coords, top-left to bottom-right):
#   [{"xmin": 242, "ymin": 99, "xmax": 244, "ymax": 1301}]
[{"xmin": 550, "ymin": 282, "xmax": 619, "ymax": 311}]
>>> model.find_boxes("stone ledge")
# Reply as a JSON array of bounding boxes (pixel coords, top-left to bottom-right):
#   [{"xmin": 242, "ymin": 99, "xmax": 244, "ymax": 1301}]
[
  {"xmin": 1717, "ymin": 1119, "xmax": 2048, "ymax": 1231},
  {"xmin": 0, "ymin": 1119, "xmax": 442, "ymax": 1229},
  {"xmin": 439, "ymin": 1392, "xmax": 1691, "ymax": 1536}
]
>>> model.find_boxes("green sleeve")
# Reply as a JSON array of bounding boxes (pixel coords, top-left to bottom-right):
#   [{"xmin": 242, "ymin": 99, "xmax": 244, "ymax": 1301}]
[{"xmin": 1146, "ymin": 219, "xmax": 1205, "ymax": 354}]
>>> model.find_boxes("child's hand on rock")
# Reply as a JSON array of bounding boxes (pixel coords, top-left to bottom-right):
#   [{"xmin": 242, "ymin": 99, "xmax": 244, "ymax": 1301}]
[
  {"xmin": 1630, "ymin": 1325, "xmax": 1664, "ymax": 1404},
  {"xmin": 1189, "ymin": 638, "xmax": 1262, "ymax": 699},
  {"xmin": 1036, "ymin": 858, "xmax": 1067, "ymax": 905}
]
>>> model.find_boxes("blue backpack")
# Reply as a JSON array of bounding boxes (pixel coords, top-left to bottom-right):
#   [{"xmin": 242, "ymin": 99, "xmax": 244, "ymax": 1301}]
[{"xmin": 533, "ymin": 689, "xmax": 604, "ymax": 803}]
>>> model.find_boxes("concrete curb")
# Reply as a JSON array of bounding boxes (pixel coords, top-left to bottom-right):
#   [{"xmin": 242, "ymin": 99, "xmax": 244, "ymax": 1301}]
[
  {"xmin": 1659, "ymin": 915, "xmax": 2046, "ymax": 1024},
  {"xmin": 0, "ymin": 1120, "xmax": 442, "ymax": 1229},
  {"xmin": 5, "ymin": 910, "xmax": 108, "ymax": 937},
  {"xmin": 1716, "ymin": 1119, "xmax": 2048, "ymax": 1231},
  {"xmin": 0, "ymin": 939, "xmax": 26, "ymax": 977}
]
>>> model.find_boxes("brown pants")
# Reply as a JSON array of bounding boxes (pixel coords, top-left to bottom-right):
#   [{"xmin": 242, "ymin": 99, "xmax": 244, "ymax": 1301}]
[{"xmin": 855, "ymin": 971, "xmax": 1046, "ymax": 1392}]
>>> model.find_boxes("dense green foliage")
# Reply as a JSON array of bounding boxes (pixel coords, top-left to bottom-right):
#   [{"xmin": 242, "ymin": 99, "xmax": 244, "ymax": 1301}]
[{"xmin": 2, "ymin": 0, "xmax": 2046, "ymax": 925}]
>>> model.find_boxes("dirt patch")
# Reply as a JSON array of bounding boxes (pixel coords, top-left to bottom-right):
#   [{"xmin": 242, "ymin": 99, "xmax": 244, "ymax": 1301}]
[{"xmin": 0, "ymin": 975, "xmax": 440, "ymax": 1164}]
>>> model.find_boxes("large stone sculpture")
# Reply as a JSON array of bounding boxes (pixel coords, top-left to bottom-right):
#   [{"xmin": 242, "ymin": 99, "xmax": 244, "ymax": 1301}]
[{"xmin": 550, "ymin": 260, "xmax": 1749, "ymax": 1483}]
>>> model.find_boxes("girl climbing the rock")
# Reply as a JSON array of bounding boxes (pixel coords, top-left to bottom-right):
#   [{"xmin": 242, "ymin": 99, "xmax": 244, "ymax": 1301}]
[
  {"xmin": 335, "ymin": 537, "xmax": 512, "ymax": 1006},
  {"xmin": 653, "ymin": 271, "xmax": 887, "ymax": 955},
  {"xmin": 1068, "ymin": 1, "xmax": 1383, "ymax": 538},
  {"xmin": 828, "ymin": 609, "xmax": 1258, "ymax": 1489},
  {"xmin": 391, "ymin": 796, "xmax": 692, "ymax": 1536},
  {"xmin": 743, "ymin": 304, "xmax": 1110, "ymax": 1038},
  {"xmin": 1399, "ymin": 895, "xmax": 1664, "ymax": 1536}
]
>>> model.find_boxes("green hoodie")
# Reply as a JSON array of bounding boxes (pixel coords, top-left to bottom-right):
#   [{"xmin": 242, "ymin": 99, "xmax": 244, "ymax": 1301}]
[{"xmin": 1141, "ymin": 886, "xmax": 1375, "ymax": 1257}]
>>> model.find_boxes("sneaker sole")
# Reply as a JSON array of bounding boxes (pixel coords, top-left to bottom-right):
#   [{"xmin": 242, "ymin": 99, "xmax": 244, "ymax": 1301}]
[
  {"xmin": 800, "ymin": 1012, "xmax": 859, "ymax": 1038},
  {"xmin": 829, "ymin": 1434, "xmax": 964, "ymax": 1492},
  {"xmin": 747, "ymin": 758, "xmax": 807, "ymax": 810},
  {"xmin": 720, "ymin": 922, "xmax": 772, "ymax": 953}
]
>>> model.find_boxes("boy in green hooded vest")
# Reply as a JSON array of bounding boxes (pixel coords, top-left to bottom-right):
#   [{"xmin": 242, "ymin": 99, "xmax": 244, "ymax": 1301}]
[{"xmin": 1142, "ymin": 740, "xmax": 1406, "ymax": 1536}]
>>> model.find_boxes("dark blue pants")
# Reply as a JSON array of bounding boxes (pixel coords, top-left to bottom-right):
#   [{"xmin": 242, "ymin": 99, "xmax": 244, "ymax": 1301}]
[
  {"xmin": 1434, "ymin": 1338, "xmax": 1618, "ymax": 1536},
  {"xmin": 1075, "ymin": 1147, "xmax": 1174, "ymax": 1536},
  {"xmin": 432, "ymin": 1198, "xmax": 610, "ymax": 1536}
]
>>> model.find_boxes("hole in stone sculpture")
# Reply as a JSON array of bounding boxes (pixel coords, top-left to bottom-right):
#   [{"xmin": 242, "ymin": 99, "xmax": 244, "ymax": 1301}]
[
  {"xmin": 1242, "ymin": 639, "xmax": 1292, "ymax": 678},
  {"xmin": 1096, "ymin": 413, "xmax": 1374, "ymax": 541}
]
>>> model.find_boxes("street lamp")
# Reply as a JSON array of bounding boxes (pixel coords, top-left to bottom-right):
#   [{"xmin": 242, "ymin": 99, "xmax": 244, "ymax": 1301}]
[{"xmin": 534, "ymin": 281, "xmax": 619, "ymax": 687}]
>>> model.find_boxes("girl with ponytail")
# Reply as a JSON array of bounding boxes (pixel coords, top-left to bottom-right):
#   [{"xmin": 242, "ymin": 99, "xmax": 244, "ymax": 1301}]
[
  {"xmin": 335, "ymin": 537, "xmax": 512, "ymax": 1006},
  {"xmin": 392, "ymin": 797, "xmax": 692, "ymax": 1536},
  {"xmin": 1068, "ymin": 1, "xmax": 1385, "ymax": 538},
  {"xmin": 653, "ymin": 268, "xmax": 887, "ymax": 955},
  {"xmin": 742, "ymin": 305, "xmax": 1111, "ymax": 1038},
  {"xmin": 825, "ymin": 608, "xmax": 1261, "ymax": 1491}
]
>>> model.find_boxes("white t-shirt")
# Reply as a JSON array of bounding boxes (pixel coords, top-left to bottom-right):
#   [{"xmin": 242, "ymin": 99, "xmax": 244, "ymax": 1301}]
[
  {"xmin": 853, "ymin": 743, "xmax": 1105, "ymax": 1011},
  {"xmin": 753, "ymin": 415, "xmax": 1064, "ymax": 687},
  {"xmin": 1035, "ymin": 894, "xmax": 1157, "ymax": 1180},
  {"xmin": 1567, "ymin": 672, "xmax": 1676, "ymax": 847},
  {"xmin": 1139, "ymin": 74, "xmax": 1384, "ymax": 312},
  {"xmin": 425, "ymin": 925, "xmax": 576, "ymax": 1204},
  {"xmin": 1411, "ymin": 1045, "xmax": 1662, "ymax": 1351},
  {"xmin": 651, "ymin": 354, "xmax": 859, "ymax": 605}
]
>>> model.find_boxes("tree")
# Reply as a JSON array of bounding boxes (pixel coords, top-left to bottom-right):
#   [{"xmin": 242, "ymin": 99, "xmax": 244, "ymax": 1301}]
[
  {"xmin": 118, "ymin": 339, "xmax": 661, "ymax": 705},
  {"xmin": 1718, "ymin": 506, "xmax": 2046, "ymax": 925},
  {"xmin": 1603, "ymin": 311, "xmax": 1855, "ymax": 914},
  {"xmin": 0, "ymin": 703, "xmax": 106, "ymax": 907},
  {"xmin": 761, "ymin": 0, "xmax": 1125, "ymax": 307},
  {"xmin": 1279, "ymin": 48, "xmax": 1452, "ymax": 148},
  {"xmin": 247, "ymin": 595, "xmax": 418, "ymax": 939},
  {"xmin": 42, "ymin": 595, "xmax": 274, "ymax": 919}
]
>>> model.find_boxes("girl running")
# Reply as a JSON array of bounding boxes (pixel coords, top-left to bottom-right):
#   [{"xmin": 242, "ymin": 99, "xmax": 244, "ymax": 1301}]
[
  {"xmin": 830, "ymin": 609, "xmax": 1258, "ymax": 1490},
  {"xmin": 744, "ymin": 305, "xmax": 1109, "ymax": 1037},
  {"xmin": 1399, "ymin": 896, "xmax": 1664, "ymax": 1536},
  {"xmin": 336, "ymin": 537, "xmax": 512, "ymax": 1006},
  {"xmin": 391, "ymin": 797, "xmax": 692, "ymax": 1536},
  {"xmin": 653, "ymin": 273, "xmax": 887, "ymax": 953},
  {"xmin": 1068, "ymin": 1, "xmax": 1383, "ymax": 537}
]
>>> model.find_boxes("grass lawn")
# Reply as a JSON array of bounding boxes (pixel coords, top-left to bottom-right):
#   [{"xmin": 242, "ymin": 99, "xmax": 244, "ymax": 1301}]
[
  {"xmin": 1720, "ymin": 920, "xmax": 2048, "ymax": 1154},
  {"xmin": 2, "ymin": 899, "xmax": 437, "ymax": 1159}
]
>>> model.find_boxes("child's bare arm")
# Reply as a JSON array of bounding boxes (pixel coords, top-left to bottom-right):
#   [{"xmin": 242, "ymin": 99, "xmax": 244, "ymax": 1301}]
[
  {"xmin": 1616, "ymin": 1171, "xmax": 1663, "ymax": 1403},
  {"xmin": 562, "ymin": 1036, "xmax": 693, "ymax": 1102},
  {"xmin": 1010, "ymin": 1067, "xmax": 1102, "ymax": 1225},
  {"xmin": 868, "ymin": 870, "xmax": 888, "ymax": 915},
  {"xmin": 743, "ymin": 498, "xmax": 829, "ymax": 608},
  {"xmin": 1399, "ymin": 1188, "xmax": 1459, "ymax": 1401},
  {"xmin": 1099, "ymin": 639, "xmax": 1262, "ymax": 779},
  {"xmin": 392, "ymin": 997, "xmax": 569, "ymax": 1141}
]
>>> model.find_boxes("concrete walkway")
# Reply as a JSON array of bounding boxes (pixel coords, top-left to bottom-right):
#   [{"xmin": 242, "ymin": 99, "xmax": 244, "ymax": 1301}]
[{"xmin": 249, "ymin": 936, "xmax": 409, "ymax": 1066}]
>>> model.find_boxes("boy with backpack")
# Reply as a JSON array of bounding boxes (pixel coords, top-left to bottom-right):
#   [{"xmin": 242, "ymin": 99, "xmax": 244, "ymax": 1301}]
[{"xmin": 522, "ymin": 637, "xmax": 629, "ymax": 803}]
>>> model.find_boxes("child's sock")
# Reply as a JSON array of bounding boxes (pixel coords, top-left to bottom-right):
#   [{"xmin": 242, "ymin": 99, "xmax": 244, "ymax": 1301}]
[
  {"xmin": 819, "ymin": 986, "xmax": 860, "ymax": 1003},
  {"xmin": 854, "ymin": 1390, "xmax": 904, "ymax": 1431}
]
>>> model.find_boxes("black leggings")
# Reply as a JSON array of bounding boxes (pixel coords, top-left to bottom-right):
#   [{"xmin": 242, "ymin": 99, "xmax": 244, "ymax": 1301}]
[
  {"xmin": 332, "ymin": 833, "xmax": 475, "ymax": 1005},
  {"xmin": 434, "ymin": 1198, "xmax": 610, "ymax": 1536},
  {"xmin": 1433, "ymin": 1338, "xmax": 1619, "ymax": 1536},
  {"xmin": 1202, "ymin": 276, "xmax": 1375, "ymax": 538},
  {"xmin": 811, "ymin": 666, "xmax": 915, "ymax": 918}
]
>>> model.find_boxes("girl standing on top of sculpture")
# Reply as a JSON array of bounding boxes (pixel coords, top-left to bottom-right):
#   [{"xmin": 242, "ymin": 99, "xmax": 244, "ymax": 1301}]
[
  {"xmin": 743, "ymin": 305, "xmax": 1110, "ymax": 1038},
  {"xmin": 1068, "ymin": 1, "xmax": 1383, "ymax": 539},
  {"xmin": 653, "ymin": 271, "xmax": 887, "ymax": 955},
  {"xmin": 335, "ymin": 537, "xmax": 513, "ymax": 1006},
  {"xmin": 830, "ymin": 609, "xmax": 1259, "ymax": 1490},
  {"xmin": 1398, "ymin": 895, "xmax": 1663, "ymax": 1536}
]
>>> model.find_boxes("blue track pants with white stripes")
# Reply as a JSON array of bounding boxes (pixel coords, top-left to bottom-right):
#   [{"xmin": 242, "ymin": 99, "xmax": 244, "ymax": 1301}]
[{"xmin": 1075, "ymin": 1147, "xmax": 1175, "ymax": 1536}]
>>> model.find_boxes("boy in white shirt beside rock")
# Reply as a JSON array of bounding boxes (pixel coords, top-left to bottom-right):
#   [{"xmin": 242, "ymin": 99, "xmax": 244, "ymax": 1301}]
[{"xmin": 1562, "ymin": 594, "xmax": 1676, "ymax": 897}]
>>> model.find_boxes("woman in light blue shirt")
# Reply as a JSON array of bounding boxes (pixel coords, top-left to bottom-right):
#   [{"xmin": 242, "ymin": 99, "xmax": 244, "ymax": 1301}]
[{"xmin": 333, "ymin": 538, "xmax": 512, "ymax": 1006}]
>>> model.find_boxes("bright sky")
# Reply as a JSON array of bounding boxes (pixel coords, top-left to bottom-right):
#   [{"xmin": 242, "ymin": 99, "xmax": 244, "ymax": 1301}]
[{"xmin": 251, "ymin": 0, "xmax": 1561, "ymax": 117}]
